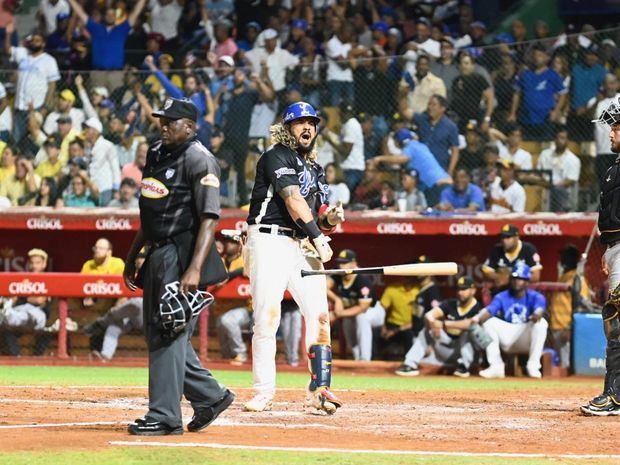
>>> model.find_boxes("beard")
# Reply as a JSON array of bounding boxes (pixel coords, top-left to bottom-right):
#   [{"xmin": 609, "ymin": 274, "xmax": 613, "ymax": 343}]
[
  {"xmin": 612, "ymin": 141, "xmax": 620, "ymax": 154},
  {"xmin": 297, "ymin": 135, "xmax": 316, "ymax": 155}
]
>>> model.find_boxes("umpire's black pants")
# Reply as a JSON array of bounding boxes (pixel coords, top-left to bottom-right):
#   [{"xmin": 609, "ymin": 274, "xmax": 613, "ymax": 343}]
[{"xmin": 142, "ymin": 243, "xmax": 226, "ymax": 428}]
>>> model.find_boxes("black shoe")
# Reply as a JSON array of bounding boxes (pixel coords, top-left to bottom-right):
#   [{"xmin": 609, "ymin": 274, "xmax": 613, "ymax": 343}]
[
  {"xmin": 128, "ymin": 419, "xmax": 183, "ymax": 436},
  {"xmin": 187, "ymin": 389, "xmax": 235, "ymax": 433},
  {"xmin": 580, "ymin": 393, "xmax": 620, "ymax": 416},
  {"xmin": 453, "ymin": 364, "xmax": 470, "ymax": 378},
  {"xmin": 394, "ymin": 364, "xmax": 420, "ymax": 377}
]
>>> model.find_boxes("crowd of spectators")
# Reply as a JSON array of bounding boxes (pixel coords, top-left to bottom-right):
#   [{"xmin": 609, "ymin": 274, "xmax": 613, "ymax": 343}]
[{"xmin": 0, "ymin": 1, "xmax": 618, "ymax": 210}]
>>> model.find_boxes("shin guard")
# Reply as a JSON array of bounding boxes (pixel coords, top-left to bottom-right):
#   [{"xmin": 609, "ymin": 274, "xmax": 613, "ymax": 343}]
[{"xmin": 308, "ymin": 344, "xmax": 332, "ymax": 391}]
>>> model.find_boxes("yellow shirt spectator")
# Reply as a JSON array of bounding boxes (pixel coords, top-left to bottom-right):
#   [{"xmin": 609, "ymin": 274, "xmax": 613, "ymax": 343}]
[
  {"xmin": 81, "ymin": 256, "xmax": 125, "ymax": 275},
  {"xmin": 0, "ymin": 163, "xmax": 15, "ymax": 184},
  {"xmin": 36, "ymin": 158, "xmax": 64, "ymax": 178},
  {"xmin": 549, "ymin": 269, "xmax": 590, "ymax": 331},
  {"xmin": 0, "ymin": 172, "xmax": 41, "ymax": 205},
  {"xmin": 380, "ymin": 282, "xmax": 419, "ymax": 327}
]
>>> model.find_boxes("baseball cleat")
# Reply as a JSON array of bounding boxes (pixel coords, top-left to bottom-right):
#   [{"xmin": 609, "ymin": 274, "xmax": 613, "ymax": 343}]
[
  {"xmin": 305, "ymin": 386, "xmax": 342, "ymax": 415},
  {"xmin": 188, "ymin": 389, "xmax": 235, "ymax": 432},
  {"xmin": 453, "ymin": 364, "xmax": 470, "ymax": 378},
  {"xmin": 580, "ymin": 393, "xmax": 620, "ymax": 416},
  {"xmin": 128, "ymin": 418, "xmax": 183, "ymax": 436},
  {"xmin": 230, "ymin": 353, "xmax": 248, "ymax": 366},
  {"xmin": 394, "ymin": 364, "xmax": 420, "ymax": 377},
  {"xmin": 479, "ymin": 364, "xmax": 505, "ymax": 379},
  {"xmin": 243, "ymin": 393, "xmax": 274, "ymax": 412},
  {"xmin": 526, "ymin": 364, "xmax": 542, "ymax": 379}
]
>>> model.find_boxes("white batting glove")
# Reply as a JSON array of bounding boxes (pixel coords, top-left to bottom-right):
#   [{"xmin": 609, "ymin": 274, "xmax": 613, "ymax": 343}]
[
  {"xmin": 325, "ymin": 201, "xmax": 345, "ymax": 226},
  {"xmin": 312, "ymin": 234, "xmax": 333, "ymax": 263}
]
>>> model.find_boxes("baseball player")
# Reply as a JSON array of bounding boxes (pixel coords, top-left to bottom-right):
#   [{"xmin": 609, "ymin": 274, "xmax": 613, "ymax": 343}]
[
  {"xmin": 581, "ymin": 96, "xmax": 620, "ymax": 415},
  {"xmin": 244, "ymin": 101, "xmax": 345, "ymax": 413},
  {"xmin": 123, "ymin": 98, "xmax": 233, "ymax": 435},
  {"xmin": 395, "ymin": 276, "xmax": 479, "ymax": 377},
  {"xmin": 475, "ymin": 263, "xmax": 548, "ymax": 379}
]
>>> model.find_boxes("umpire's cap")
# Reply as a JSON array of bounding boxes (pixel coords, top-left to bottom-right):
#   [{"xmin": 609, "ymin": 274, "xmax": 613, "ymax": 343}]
[
  {"xmin": 152, "ymin": 98, "xmax": 199, "ymax": 122},
  {"xmin": 282, "ymin": 101, "xmax": 320, "ymax": 125}
]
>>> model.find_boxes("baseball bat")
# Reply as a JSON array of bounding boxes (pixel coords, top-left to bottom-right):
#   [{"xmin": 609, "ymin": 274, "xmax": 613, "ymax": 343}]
[{"xmin": 300, "ymin": 262, "xmax": 458, "ymax": 278}]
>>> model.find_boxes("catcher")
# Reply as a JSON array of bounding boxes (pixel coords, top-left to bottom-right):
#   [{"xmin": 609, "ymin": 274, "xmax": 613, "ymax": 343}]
[{"xmin": 395, "ymin": 276, "xmax": 486, "ymax": 378}]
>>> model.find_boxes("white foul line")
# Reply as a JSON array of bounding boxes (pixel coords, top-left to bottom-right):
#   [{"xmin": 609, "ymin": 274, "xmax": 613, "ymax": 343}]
[
  {"xmin": 108, "ymin": 441, "xmax": 620, "ymax": 460},
  {"xmin": 0, "ymin": 422, "xmax": 122, "ymax": 429}
]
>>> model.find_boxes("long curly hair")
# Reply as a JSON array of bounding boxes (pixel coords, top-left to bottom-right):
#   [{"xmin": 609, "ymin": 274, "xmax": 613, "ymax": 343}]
[{"xmin": 269, "ymin": 123, "xmax": 318, "ymax": 162}]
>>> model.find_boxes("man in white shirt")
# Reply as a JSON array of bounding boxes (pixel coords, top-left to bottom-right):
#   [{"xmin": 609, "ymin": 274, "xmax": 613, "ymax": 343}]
[
  {"xmin": 4, "ymin": 22, "xmax": 60, "ymax": 145},
  {"xmin": 148, "ymin": 0, "xmax": 182, "ymax": 42},
  {"xmin": 43, "ymin": 89, "xmax": 85, "ymax": 135},
  {"xmin": 322, "ymin": 104, "xmax": 365, "ymax": 191},
  {"xmin": 489, "ymin": 160, "xmax": 526, "ymax": 213},
  {"xmin": 37, "ymin": 0, "xmax": 70, "ymax": 35},
  {"xmin": 588, "ymin": 73, "xmax": 620, "ymax": 188},
  {"xmin": 325, "ymin": 23, "xmax": 354, "ymax": 107},
  {"xmin": 402, "ymin": 17, "xmax": 441, "ymax": 73},
  {"xmin": 399, "ymin": 54, "xmax": 446, "ymax": 118},
  {"xmin": 84, "ymin": 118, "xmax": 120, "ymax": 206},
  {"xmin": 496, "ymin": 124, "xmax": 533, "ymax": 170},
  {"xmin": 537, "ymin": 127, "xmax": 581, "ymax": 212},
  {"xmin": 0, "ymin": 82, "xmax": 11, "ymax": 142}
]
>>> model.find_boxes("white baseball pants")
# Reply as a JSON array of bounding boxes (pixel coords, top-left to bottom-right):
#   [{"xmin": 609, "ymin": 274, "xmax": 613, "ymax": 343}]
[
  {"xmin": 3, "ymin": 303, "xmax": 46, "ymax": 330},
  {"xmin": 246, "ymin": 226, "xmax": 329, "ymax": 397},
  {"xmin": 341, "ymin": 302, "xmax": 385, "ymax": 361},
  {"xmin": 483, "ymin": 317, "xmax": 549, "ymax": 370}
]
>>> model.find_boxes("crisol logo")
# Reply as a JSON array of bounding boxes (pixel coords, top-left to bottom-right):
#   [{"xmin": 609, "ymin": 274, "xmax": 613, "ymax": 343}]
[
  {"xmin": 141, "ymin": 178, "xmax": 169, "ymax": 199},
  {"xmin": 377, "ymin": 223, "xmax": 415, "ymax": 234},
  {"xmin": 26, "ymin": 217, "xmax": 63, "ymax": 230},
  {"xmin": 8, "ymin": 279, "xmax": 48, "ymax": 295},
  {"xmin": 523, "ymin": 223, "xmax": 562, "ymax": 236},
  {"xmin": 449, "ymin": 222, "xmax": 488, "ymax": 235},
  {"xmin": 95, "ymin": 218, "xmax": 132, "ymax": 230},
  {"xmin": 237, "ymin": 283, "xmax": 251, "ymax": 297},
  {"xmin": 83, "ymin": 281, "xmax": 123, "ymax": 296}
]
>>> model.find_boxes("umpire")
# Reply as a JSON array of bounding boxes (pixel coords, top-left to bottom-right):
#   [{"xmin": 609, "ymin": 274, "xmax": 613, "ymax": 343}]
[{"xmin": 124, "ymin": 98, "xmax": 234, "ymax": 435}]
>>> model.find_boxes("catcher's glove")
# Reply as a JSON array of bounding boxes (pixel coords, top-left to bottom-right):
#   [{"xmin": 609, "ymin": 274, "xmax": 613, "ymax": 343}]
[
  {"xmin": 159, "ymin": 281, "xmax": 214, "ymax": 340},
  {"xmin": 468, "ymin": 323, "xmax": 493, "ymax": 350}
]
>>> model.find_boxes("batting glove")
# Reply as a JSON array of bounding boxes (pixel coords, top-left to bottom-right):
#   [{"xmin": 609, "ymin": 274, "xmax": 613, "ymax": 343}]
[{"xmin": 312, "ymin": 234, "xmax": 333, "ymax": 263}]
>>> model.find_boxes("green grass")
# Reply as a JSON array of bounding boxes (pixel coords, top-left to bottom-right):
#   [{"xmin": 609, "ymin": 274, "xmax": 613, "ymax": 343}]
[
  {"xmin": 0, "ymin": 366, "xmax": 601, "ymax": 392},
  {"xmin": 0, "ymin": 448, "xmax": 615, "ymax": 465}
]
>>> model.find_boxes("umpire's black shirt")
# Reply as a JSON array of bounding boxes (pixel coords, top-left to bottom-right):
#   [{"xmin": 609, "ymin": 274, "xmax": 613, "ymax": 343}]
[
  {"xmin": 140, "ymin": 135, "xmax": 221, "ymax": 242},
  {"xmin": 247, "ymin": 143, "xmax": 329, "ymax": 232},
  {"xmin": 599, "ymin": 157, "xmax": 620, "ymax": 245}
]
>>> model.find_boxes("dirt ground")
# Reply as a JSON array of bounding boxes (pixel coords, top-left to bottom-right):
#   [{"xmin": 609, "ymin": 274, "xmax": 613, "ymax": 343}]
[{"xmin": 0, "ymin": 381, "xmax": 615, "ymax": 456}]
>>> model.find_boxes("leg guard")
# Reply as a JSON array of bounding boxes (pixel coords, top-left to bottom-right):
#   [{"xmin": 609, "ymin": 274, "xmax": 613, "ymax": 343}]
[{"xmin": 308, "ymin": 344, "xmax": 332, "ymax": 391}]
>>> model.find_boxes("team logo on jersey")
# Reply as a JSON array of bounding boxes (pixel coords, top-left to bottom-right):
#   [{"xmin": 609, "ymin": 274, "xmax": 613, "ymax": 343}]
[
  {"xmin": 274, "ymin": 167, "xmax": 296, "ymax": 179},
  {"xmin": 141, "ymin": 177, "xmax": 169, "ymax": 199},
  {"xmin": 298, "ymin": 167, "xmax": 315, "ymax": 197},
  {"xmin": 165, "ymin": 168, "xmax": 175, "ymax": 179},
  {"xmin": 200, "ymin": 173, "xmax": 220, "ymax": 188},
  {"xmin": 507, "ymin": 303, "xmax": 528, "ymax": 324},
  {"xmin": 318, "ymin": 180, "xmax": 329, "ymax": 204},
  {"xmin": 296, "ymin": 158, "xmax": 303, "ymax": 166}
]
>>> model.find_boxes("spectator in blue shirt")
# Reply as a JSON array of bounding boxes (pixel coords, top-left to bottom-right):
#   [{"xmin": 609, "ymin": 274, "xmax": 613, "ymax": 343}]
[
  {"xmin": 370, "ymin": 128, "xmax": 452, "ymax": 205},
  {"xmin": 413, "ymin": 95, "xmax": 460, "ymax": 176},
  {"xmin": 437, "ymin": 169, "xmax": 486, "ymax": 211},
  {"xmin": 67, "ymin": 0, "xmax": 146, "ymax": 90},
  {"xmin": 568, "ymin": 45, "xmax": 607, "ymax": 142},
  {"xmin": 508, "ymin": 43, "xmax": 567, "ymax": 141}
]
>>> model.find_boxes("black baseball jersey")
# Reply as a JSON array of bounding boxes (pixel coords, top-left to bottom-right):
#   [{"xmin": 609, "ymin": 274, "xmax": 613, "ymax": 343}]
[
  {"xmin": 482, "ymin": 240, "xmax": 542, "ymax": 273},
  {"xmin": 415, "ymin": 282, "xmax": 442, "ymax": 316},
  {"xmin": 247, "ymin": 143, "xmax": 329, "ymax": 231},
  {"xmin": 332, "ymin": 275, "xmax": 375, "ymax": 309},
  {"xmin": 599, "ymin": 157, "xmax": 620, "ymax": 245},
  {"xmin": 438, "ymin": 298, "xmax": 482, "ymax": 339},
  {"xmin": 139, "ymin": 136, "xmax": 221, "ymax": 242}
]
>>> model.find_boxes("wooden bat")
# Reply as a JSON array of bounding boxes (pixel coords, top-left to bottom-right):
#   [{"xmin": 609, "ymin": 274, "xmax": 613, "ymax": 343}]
[{"xmin": 301, "ymin": 262, "xmax": 458, "ymax": 278}]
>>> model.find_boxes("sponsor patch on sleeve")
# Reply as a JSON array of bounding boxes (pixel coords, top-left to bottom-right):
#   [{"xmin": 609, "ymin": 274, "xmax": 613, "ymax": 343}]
[
  {"xmin": 274, "ymin": 167, "xmax": 297, "ymax": 178},
  {"xmin": 200, "ymin": 173, "xmax": 220, "ymax": 188}
]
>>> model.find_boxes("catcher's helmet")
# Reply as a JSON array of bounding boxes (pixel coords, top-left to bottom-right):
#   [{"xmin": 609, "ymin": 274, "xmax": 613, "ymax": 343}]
[
  {"xmin": 511, "ymin": 262, "xmax": 531, "ymax": 281},
  {"xmin": 592, "ymin": 96, "xmax": 620, "ymax": 127},
  {"xmin": 159, "ymin": 281, "xmax": 214, "ymax": 335},
  {"xmin": 282, "ymin": 101, "xmax": 320, "ymax": 125}
]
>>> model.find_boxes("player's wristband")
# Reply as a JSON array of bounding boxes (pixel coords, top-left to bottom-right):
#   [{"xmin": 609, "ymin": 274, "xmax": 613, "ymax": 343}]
[
  {"xmin": 296, "ymin": 218, "xmax": 322, "ymax": 239},
  {"xmin": 319, "ymin": 216, "xmax": 335, "ymax": 230}
]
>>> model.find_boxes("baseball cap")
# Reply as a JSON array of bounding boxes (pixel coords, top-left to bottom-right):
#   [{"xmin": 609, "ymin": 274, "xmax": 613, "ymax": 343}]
[
  {"xmin": 371, "ymin": 21, "xmax": 389, "ymax": 34},
  {"xmin": 83, "ymin": 117, "xmax": 103, "ymax": 133},
  {"xmin": 388, "ymin": 28, "xmax": 402, "ymax": 40},
  {"xmin": 456, "ymin": 276, "xmax": 475, "ymax": 290},
  {"xmin": 92, "ymin": 86, "xmax": 109, "ymax": 98},
  {"xmin": 497, "ymin": 159, "xmax": 515, "ymax": 170},
  {"xmin": 147, "ymin": 32, "xmax": 165, "ymax": 45},
  {"xmin": 69, "ymin": 157, "xmax": 88, "ymax": 170},
  {"xmin": 263, "ymin": 28, "xmax": 279, "ymax": 40},
  {"xmin": 483, "ymin": 142, "xmax": 500, "ymax": 155},
  {"xmin": 500, "ymin": 224, "xmax": 519, "ymax": 237},
  {"xmin": 99, "ymin": 98, "xmax": 115, "ymax": 110},
  {"xmin": 335, "ymin": 249, "xmax": 357, "ymax": 263},
  {"xmin": 470, "ymin": 21, "xmax": 487, "ymax": 30},
  {"xmin": 395, "ymin": 128, "xmax": 416, "ymax": 145},
  {"xmin": 56, "ymin": 11, "xmax": 70, "ymax": 21},
  {"xmin": 152, "ymin": 98, "xmax": 199, "ymax": 122},
  {"xmin": 159, "ymin": 53, "xmax": 174, "ymax": 64},
  {"xmin": 43, "ymin": 134, "xmax": 61, "ymax": 148},
  {"xmin": 602, "ymin": 39, "xmax": 617, "ymax": 47},
  {"xmin": 586, "ymin": 44, "xmax": 600, "ymax": 55},
  {"xmin": 57, "ymin": 114, "xmax": 72, "ymax": 124},
  {"xmin": 60, "ymin": 89, "xmax": 76, "ymax": 104},
  {"xmin": 416, "ymin": 17, "xmax": 431, "ymax": 27},
  {"xmin": 291, "ymin": 19, "xmax": 308, "ymax": 31},
  {"xmin": 401, "ymin": 168, "xmax": 418, "ymax": 178},
  {"xmin": 414, "ymin": 254, "xmax": 430, "ymax": 264},
  {"xmin": 440, "ymin": 36, "xmax": 455, "ymax": 47},
  {"xmin": 246, "ymin": 21, "xmax": 262, "ymax": 32},
  {"xmin": 28, "ymin": 248, "xmax": 48, "ymax": 261},
  {"xmin": 218, "ymin": 55, "xmax": 235, "ymax": 67}
]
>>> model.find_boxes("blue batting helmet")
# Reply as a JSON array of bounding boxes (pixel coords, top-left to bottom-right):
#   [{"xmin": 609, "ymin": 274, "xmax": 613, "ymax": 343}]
[
  {"xmin": 511, "ymin": 262, "xmax": 531, "ymax": 281},
  {"xmin": 282, "ymin": 101, "xmax": 321, "ymax": 125}
]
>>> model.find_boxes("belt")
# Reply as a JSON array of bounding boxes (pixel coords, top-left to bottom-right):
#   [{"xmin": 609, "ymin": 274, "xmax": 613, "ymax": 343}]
[
  {"xmin": 257, "ymin": 225, "xmax": 304, "ymax": 239},
  {"xmin": 151, "ymin": 238, "xmax": 174, "ymax": 248}
]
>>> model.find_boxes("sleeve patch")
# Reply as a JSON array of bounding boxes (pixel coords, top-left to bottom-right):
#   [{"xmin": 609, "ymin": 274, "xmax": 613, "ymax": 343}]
[
  {"xmin": 200, "ymin": 173, "xmax": 220, "ymax": 188},
  {"xmin": 274, "ymin": 167, "xmax": 297, "ymax": 178}
]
